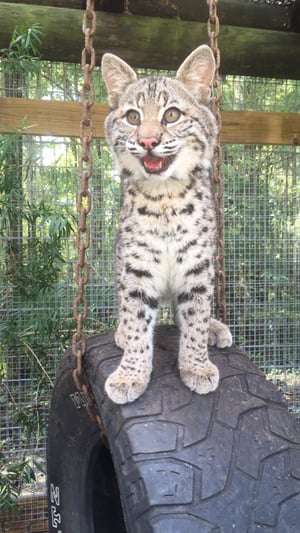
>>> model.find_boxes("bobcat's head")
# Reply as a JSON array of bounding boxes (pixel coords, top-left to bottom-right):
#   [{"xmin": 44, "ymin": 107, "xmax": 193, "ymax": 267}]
[{"xmin": 102, "ymin": 46, "xmax": 217, "ymax": 182}]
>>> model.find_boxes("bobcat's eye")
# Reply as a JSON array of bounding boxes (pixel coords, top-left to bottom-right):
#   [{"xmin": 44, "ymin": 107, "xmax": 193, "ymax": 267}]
[
  {"xmin": 125, "ymin": 110, "xmax": 140, "ymax": 126},
  {"xmin": 163, "ymin": 107, "xmax": 181, "ymax": 124}
]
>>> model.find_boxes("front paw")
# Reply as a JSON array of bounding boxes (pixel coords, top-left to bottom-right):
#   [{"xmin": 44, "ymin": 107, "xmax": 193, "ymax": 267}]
[
  {"xmin": 105, "ymin": 367, "xmax": 151, "ymax": 404},
  {"xmin": 208, "ymin": 318, "xmax": 232, "ymax": 348},
  {"xmin": 180, "ymin": 360, "xmax": 219, "ymax": 395}
]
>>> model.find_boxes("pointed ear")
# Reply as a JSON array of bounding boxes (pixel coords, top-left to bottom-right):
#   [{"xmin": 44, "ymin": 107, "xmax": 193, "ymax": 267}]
[
  {"xmin": 101, "ymin": 53, "xmax": 137, "ymax": 109},
  {"xmin": 176, "ymin": 45, "xmax": 215, "ymax": 104}
]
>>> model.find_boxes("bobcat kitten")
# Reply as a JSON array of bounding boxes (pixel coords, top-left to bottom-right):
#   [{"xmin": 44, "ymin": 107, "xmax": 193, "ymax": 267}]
[{"xmin": 101, "ymin": 45, "xmax": 232, "ymax": 404}]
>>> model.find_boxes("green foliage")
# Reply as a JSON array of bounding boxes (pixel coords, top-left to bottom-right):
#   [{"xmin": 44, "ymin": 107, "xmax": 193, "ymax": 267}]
[
  {"xmin": 223, "ymin": 143, "xmax": 300, "ymax": 368},
  {"xmin": 0, "ymin": 25, "xmax": 119, "ymax": 514},
  {"xmin": 220, "ymin": 75, "xmax": 300, "ymax": 376},
  {"xmin": 221, "ymin": 74, "xmax": 300, "ymax": 113},
  {"xmin": 0, "ymin": 129, "xmax": 76, "ymax": 510},
  {"xmin": 0, "ymin": 23, "xmax": 42, "ymax": 76},
  {"xmin": 0, "ymin": 447, "xmax": 40, "ymax": 511},
  {"xmin": 0, "ymin": 24, "xmax": 78, "ymax": 513}
]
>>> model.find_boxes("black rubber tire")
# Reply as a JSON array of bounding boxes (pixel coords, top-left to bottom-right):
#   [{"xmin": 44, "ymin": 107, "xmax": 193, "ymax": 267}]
[{"xmin": 47, "ymin": 325, "xmax": 300, "ymax": 533}]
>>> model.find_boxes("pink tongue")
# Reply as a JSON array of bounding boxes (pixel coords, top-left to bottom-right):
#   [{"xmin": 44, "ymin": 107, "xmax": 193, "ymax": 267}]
[{"xmin": 143, "ymin": 155, "xmax": 164, "ymax": 172}]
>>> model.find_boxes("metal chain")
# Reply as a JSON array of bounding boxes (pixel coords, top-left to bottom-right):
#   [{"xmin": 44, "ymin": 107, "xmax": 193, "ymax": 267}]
[
  {"xmin": 207, "ymin": 0, "xmax": 227, "ymax": 323},
  {"xmin": 72, "ymin": 0, "xmax": 104, "ymax": 433}
]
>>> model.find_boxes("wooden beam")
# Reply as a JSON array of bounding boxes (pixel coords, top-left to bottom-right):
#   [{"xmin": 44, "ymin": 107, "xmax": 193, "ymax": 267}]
[
  {"xmin": 221, "ymin": 110, "xmax": 300, "ymax": 146},
  {"xmin": 0, "ymin": 0, "xmax": 83, "ymax": 7},
  {"xmin": 0, "ymin": 0, "xmax": 298, "ymax": 32},
  {"xmin": 0, "ymin": 98, "xmax": 108, "ymax": 137},
  {"xmin": 0, "ymin": 0, "xmax": 123, "ymax": 13},
  {"xmin": 1, "ymin": 98, "xmax": 299, "ymax": 146},
  {"xmin": 0, "ymin": 4, "xmax": 300, "ymax": 79},
  {"xmin": 292, "ymin": 0, "xmax": 300, "ymax": 32},
  {"xmin": 127, "ymin": 0, "xmax": 297, "ymax": 32}
]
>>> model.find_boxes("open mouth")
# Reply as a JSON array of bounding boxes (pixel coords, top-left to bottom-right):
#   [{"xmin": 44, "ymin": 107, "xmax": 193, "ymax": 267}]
[{"xmin": 142, "ymin": 155, "xmax": 176, "ymax": 174}]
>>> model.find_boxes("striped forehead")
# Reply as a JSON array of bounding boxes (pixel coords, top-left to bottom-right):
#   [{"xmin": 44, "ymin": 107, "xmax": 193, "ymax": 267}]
[{"xmin": 135, "ymin": 77, "xmax": 171, "ymax": 109}]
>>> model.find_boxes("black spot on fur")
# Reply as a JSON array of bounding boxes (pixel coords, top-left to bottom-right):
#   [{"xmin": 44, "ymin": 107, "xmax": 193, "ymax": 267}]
[
  {"xmin": 122, "ymin": 168, "xmax": 133, "ymax": 178},
  {"xmin": 129, "ymin": 289, "xmax": 159, "ymax": 309},
  {"xmin": 137, "ymin": 241, "xmax": 148, "ymax": 248},
  {"xmin": 178, "ymin": 239, "xmax": 197, "ymax": 254},
  {"xmin": 194, "ymin": 191, "xmax": 203, "ymax": 200},
  {"xmin": 138, "ymin": 205, "xmax": 160, "ymax": 218},
  {"xmin": 193, "ymin": 285, "xmax": 207, "ymax": 294},
  {"xmin": 178, "ymin": 291, "xmax": 193, "ymax": 304},
  {"xmin": 137, "ymin": 205, "xmax": 147, "ymax": 216},
  {"xmin": 178, "ymin": 284, "xmax": 207, "ymax": 304},
  {"xmin": 125, "ymin": 262, "xmax": 152, "ymax": 278},
  {"xmin": 142, "ymin": 192, "xmax": 164, "ymax": 202},
  {"xmin": 180, "ymin": 203, "xmax": 194, "ymax": 215},
  {"xmin": 185, "ymin": 259, "xmax": 210, "ymax": 277}
]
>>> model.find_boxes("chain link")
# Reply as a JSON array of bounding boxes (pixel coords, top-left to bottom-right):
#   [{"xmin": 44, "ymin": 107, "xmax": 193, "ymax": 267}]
[
  {"xmin": 71, "ymin": 0, "xmax": 105, "ymax": 436},
  {"xmin": 207, "ymin": 0, "xmax": 227, "ymax": 323}
]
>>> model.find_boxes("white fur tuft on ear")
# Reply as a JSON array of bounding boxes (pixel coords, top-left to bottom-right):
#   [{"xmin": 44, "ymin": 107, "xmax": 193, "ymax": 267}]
[
  {"xmin": 101, "ymin": 53, "xmax": 137, "ymax": 109},
  {"xmin": 176, "ymin": 45, "xmax": 216, "ymax": 104}
]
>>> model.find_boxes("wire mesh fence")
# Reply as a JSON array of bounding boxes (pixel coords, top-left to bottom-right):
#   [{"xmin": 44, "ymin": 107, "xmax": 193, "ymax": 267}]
[
  {"xmin": 0, "ymin": 60, "xmax": 299, "ymax": 529},
  {"xmin": 224, "ymin": 144, "xmax": 300, "ymax": 417}
]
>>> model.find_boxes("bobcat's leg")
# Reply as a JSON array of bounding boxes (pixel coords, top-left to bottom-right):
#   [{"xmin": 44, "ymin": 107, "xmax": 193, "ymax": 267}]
[
  {"xmin": 177, "ymin": 293, "xmax": 219, "ymax": 394},
  {"xmin": 106, "ymin": 288, "xmax": 158, "ymax": 404}
]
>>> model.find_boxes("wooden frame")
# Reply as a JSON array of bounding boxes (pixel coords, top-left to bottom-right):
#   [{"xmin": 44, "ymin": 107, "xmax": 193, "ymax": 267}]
[{"xmin": 0, "ymin": 98, "xmax": 299, "ymax": 145}]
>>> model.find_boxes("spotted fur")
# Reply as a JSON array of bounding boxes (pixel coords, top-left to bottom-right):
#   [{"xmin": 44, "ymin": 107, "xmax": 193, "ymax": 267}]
[{"xmin": 101, "ymin": 45, "xmax": 232, "ymax": 404}]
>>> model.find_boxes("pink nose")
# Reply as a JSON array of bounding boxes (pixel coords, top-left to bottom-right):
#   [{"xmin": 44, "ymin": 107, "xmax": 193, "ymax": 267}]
[{"xmin": 138, "ymin": 137, "xmax": 160, "ymax": 151}]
